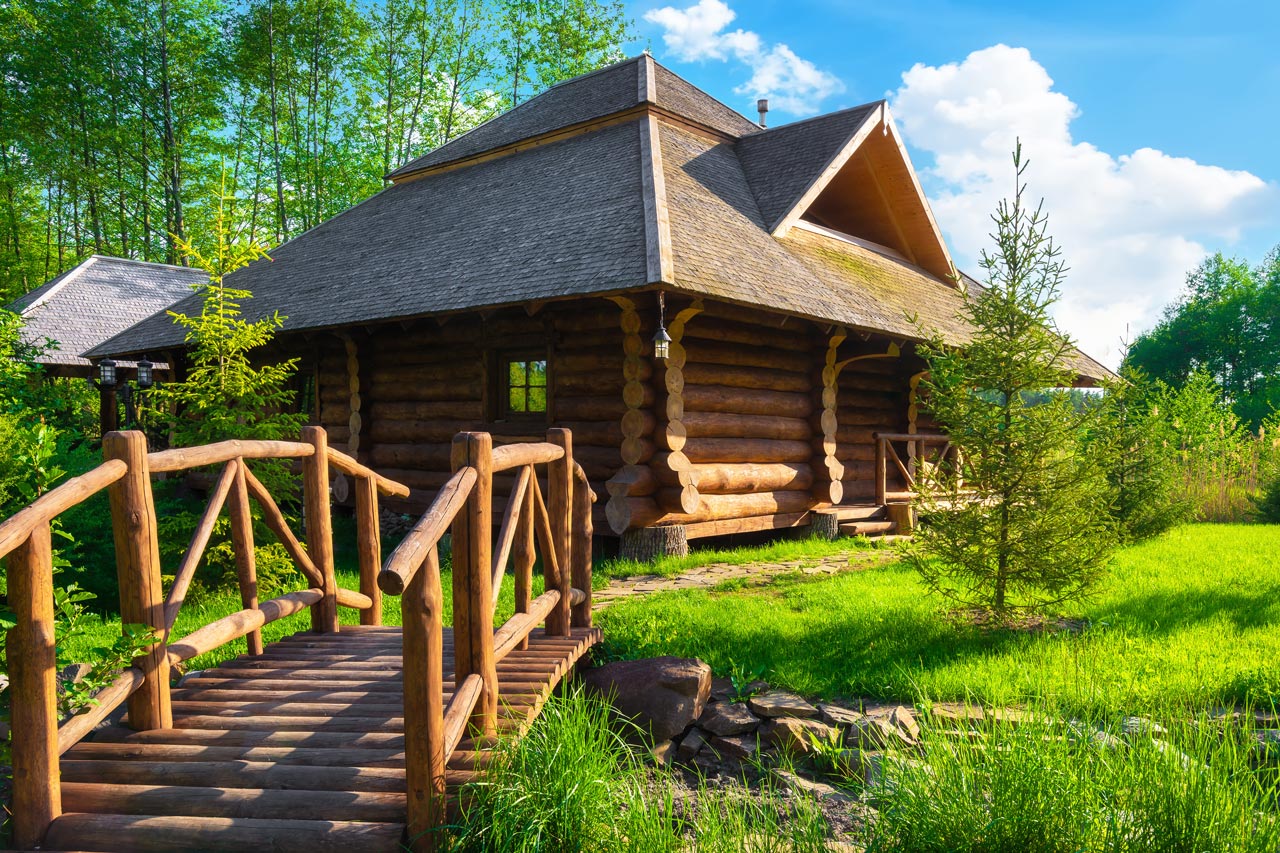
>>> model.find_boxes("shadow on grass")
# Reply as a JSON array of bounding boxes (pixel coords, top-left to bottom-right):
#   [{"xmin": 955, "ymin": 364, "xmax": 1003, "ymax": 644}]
[{"xmin": 1095, "ymin": 585, "xmax": 1280, "ymax": 635}]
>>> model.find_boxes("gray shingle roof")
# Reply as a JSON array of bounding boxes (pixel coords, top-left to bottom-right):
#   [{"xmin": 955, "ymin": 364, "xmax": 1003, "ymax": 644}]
[
  {"xmin": 736, "ymin": 104, "xmax": 879, "ymax": 231},
  {"xmin": 387, "ymin": 55, "xmax": 761, "ymax": 180},
  {"xmin": 10, "ymin": 256, "xmax": 203, "ymax": 366},
  {"xmin": 91, "ymin": 56, "xmax": 1112, "ymax": 382}
]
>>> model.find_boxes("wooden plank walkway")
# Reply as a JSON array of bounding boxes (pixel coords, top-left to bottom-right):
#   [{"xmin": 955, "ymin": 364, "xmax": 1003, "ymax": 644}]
[{"xmin": 45, "ymin": 624, "xmax": 601, "ymax": 852}]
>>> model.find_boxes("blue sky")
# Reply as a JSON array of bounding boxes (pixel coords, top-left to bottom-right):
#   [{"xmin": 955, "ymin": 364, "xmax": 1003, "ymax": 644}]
[{"xmin": 628, "ymin": 0, "xmax": 1280, "ymax": 364}]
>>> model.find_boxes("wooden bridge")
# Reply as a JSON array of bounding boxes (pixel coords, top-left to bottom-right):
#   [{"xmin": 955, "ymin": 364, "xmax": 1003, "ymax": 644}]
[{"xmin": 1, "ymin": 426, "xmax": 599, "ymax": 851}]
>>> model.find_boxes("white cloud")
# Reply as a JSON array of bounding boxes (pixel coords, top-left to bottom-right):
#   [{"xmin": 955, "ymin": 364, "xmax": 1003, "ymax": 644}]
[
  {"xmin": 890, "ymin": 44, "xmax": 1276, "ymax": 367},
  {"xmin": 644, "ymin": 0, "xmax": 843, "ymax": 115}
]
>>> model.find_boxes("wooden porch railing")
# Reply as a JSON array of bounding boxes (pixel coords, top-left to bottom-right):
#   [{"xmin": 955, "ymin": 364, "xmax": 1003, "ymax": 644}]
[
  {"xmin": 376, "ymin": 428, "xmax": 594, "ymax": 851},
  {"xmin": 0, "ymin": 426, "xmax": 406, "ymax": 849},
  {"xmin": 873, "ymin": 431, "xmax": 963, "ymax": 504}
]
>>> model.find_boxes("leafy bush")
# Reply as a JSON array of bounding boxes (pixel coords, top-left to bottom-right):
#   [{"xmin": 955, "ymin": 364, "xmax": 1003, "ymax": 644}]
[{"xmin": 1251, "ymin": 477, "xmax": 1280, "ymax": 523}]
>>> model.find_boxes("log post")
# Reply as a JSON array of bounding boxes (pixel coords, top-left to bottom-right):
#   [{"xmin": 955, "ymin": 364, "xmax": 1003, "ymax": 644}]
[
  {"xmin": 226, "ymin": 460, "xmax": 263, "ymax": 655},
  {"xmin": 514, "ymin": 467, "xmax": 535, "ymax": 651},
  {"xmin": 302, "ymin": 426, "xmax": 339, "ymax": 633},
  {"xmin": 545, "ymin": 428, "xmax": 572, "ymax": 637},
  {"xmin": 570, "ymin": 467, "xmax": 593, "ymax": 629},
  {"xmin": 104, "ymin": 430, "xmax": 171, "ymax": 731},
  {"xmin": 874, "ymin": 435, "xmax": 887, "ymax": 506},
  {"xmin": 7, "ymin": 522, "xmax": 61, "ymax": 848},
  {"xmin": 620, "ymin": 525, "xmax": 688, "ymax": 561},
  {"xmin": 450, "ymin": 432, "xmax": 497, "ymax": 737},
  {"xmin": 354, "ymin": 474, "xmax": 383, "ymax": 626},
  {"xmin": 403, "ymin": 548, "xmax": 446, "ymax": 852}
]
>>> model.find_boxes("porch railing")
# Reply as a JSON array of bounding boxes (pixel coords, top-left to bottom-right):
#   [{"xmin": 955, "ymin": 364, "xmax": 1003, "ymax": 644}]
[{"xmin": 873, "ymin": 431, "xmax": 963, "ymax": 504}]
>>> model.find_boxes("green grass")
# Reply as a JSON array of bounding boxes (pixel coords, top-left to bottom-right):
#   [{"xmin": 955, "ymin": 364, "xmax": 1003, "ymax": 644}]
[
  {"xmin": 598, "ymin": 524, "xmax": 1280, "ymax": 716},
  {"xmin": 596, "ymin": 534, "xmax": 878, "ymax": 579}
]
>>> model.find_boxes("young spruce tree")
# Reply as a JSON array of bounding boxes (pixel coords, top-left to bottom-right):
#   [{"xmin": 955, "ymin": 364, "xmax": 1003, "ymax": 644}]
[{"xmin": 909, "ymin": 144, "xmax": 1115, "ymax": 616}]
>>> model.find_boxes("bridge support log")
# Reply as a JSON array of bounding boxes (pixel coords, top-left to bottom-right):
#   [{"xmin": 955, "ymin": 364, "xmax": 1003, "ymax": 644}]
[
  {"xmin": 545, "ymin": 429, "xmax": 573, "ymax": 637},
  {"xmin": 302, "ymin": 426, "xmax": 339, "ymax": 633},
  {"xmin": 403, "ymin": 549, "xmax": 446, "ymax": 852},
  {"xmin": 451, "ymin": 432, "xmax": 498, "ymax": 738},
  {"xmin": 7, "ymin": 521, "xmax": 60, "ymax": 849},
  {"xmin": 105, "ymin": 430, "xmax": 172, "ymax": 731}
]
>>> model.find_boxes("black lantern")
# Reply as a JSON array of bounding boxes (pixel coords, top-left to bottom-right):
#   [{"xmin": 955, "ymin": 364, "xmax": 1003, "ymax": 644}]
[
  {"xmin": 652, "ymin": 291, "xmax": 671, "ymax": 361},
  {"xmin": 98, "ymin": 359, "xmax": 118, "ymax": 388},
  {"xmin": 137, "ymin": 358, "xmax": 154, "ymax": 390}
]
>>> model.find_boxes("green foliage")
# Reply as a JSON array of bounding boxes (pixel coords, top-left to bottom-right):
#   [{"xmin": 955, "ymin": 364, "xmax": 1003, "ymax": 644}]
[
  {"xmin": 598, "ymin": 525, "xmax": 1280, "ymax": 716},
  {"xmin": 1126, "ymin": 245, "xmax": 1280, "ymax": 430},
  {"xmin": 863, "ymin": 711, "xmax": 1280, "ymax": 853},
  {"xmin": 1250, "ymin": 477, "xmax": 1280, "ymax": 523},
  {"xmin": 910, "ymin": 145, "xmax": 1115, "ymax": 616},
  {"xmin": 0, "ymin": 0, "xmax": 633, "ymax": 299},
  {"xmin": 1093, "ymin": 368, "xmax": 1192, "ymax": 542}
]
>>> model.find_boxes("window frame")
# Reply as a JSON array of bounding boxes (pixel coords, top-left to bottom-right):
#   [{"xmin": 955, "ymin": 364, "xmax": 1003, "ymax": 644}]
[{"xmin": 496, "ymin": 350, "xmax": 550, "ymax": 422}]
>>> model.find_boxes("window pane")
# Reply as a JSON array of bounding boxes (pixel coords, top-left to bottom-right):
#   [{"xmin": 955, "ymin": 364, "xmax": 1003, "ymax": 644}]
[
  {"xmin": 508, "ymin": 360, "xmax": 526, "ymax": 386},
  {"xmin": 528, "ymin": 386, "xmax": 547, "ymax": 412},
  {"xmin": 528, "ymin": 360, "xmax": 547, "ymax": 387},
  {"xmin": 509, "ymin": 386, "xmax": 525, "ymax": 412}
]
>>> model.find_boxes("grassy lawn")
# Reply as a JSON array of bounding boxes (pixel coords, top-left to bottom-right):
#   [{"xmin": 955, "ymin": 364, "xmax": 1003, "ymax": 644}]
[
  {"xmin": 596, "ymin": 535, "xmax": 879, "ymax": 579},
  {"xmin": 598, "ymin": 524, "xmax": 1280, "ymax": 716}
]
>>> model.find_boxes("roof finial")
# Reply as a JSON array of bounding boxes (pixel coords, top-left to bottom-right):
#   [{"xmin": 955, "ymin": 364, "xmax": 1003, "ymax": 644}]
[{"xmin": 757, "ymin": 98, "xmax": 768, "ymax": 128}]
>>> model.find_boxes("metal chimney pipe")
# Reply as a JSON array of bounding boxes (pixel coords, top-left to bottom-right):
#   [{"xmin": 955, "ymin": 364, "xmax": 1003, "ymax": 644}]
[{"xmin": 757, "ymin": 98, "xmax": 769, "ymax": 128}]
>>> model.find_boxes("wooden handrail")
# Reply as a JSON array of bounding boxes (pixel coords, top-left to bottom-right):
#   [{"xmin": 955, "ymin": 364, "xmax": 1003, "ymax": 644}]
[
  {"xmin": 0, "ymin": 459, "xmax": 126, "ymax": 561},
  {"xmin": 239, "ymin": 466, "xmax": 324, "ymax": 587},
  {"xmin": 379, "ymin": 466, "xmax": 477, "ymax": 595},
  {"xmin": 336, "ymin": 588, "xmax": 374, "ymax": 610},
  {"xmin": 443, "ymin": 674, "xmax": 484, "ymax": 758},
  {"xmin": 163, "ymin": 459, "xmax": 239, "ymax": 633},
  {"xmin": 326, "ymin": 447, "xmax": 410, "ymax": 498},
  {"xmin": 491, "ymin": 465, "xmax": 533, "ymax": 608},
  {"xmin": 57, "ymin": 667, "xmax": 143, "ymax": 754},
  {"xmin": 490, "ymin": 441, "xmax": 564, "ymax": 473},
  {"xmin": 147, "ymin": 439, "xmax": 314, "ymax": 473},
  {"xmin": 165, "ymin": 589, "xmax": 323, "ymax": 665},
  {"xmin": 528, "ymin": 475, "xmax": 562, "ymax": 590},
  {"xmin": 874, "ymin": 432, "xmax": 951, "ymax": 443}
]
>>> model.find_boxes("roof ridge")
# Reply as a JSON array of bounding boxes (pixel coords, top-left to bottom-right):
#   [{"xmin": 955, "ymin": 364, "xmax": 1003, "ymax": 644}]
[
  {"xmin": 90, "ymin": 254, "xmax": 205, "ymax": 273},
  {"xmin": 742, "ymin": 99, "xmax": 883, "ymax": 139},
  {"xmin": 543, "ymin": 53, "xmax": 644, "ymax": 93},
  {"xmin": 20, "ymin": 256, "xmax": 97, "ymax": 315},
  {"xmin": 649, "ymin": 56, "xmax": 758, "ymax": 133}
]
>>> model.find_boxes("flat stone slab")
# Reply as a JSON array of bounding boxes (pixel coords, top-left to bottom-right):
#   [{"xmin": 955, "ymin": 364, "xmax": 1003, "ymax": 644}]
[
  {"xmin": 701, "ymin": 701, "xmax": 761, "ymax": 736},
  {"xmin": 710, "ymin": 733, "xmax": 761, "ymax": 761},
  {"xmin": 749, "ymin": 690, "xmax": 819, "ymax": 719}
]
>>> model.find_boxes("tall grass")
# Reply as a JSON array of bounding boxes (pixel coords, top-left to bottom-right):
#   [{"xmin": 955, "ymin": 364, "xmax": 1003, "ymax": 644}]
[
  {"xmin": 864, "ymin": 708, "xmax": 1280, "ymax": 852},
  {"xmin": 1176, "ymin": 430, "xmax": 1276, "ymax": 522},
  {"xmin": 446, "ymin": 687, "xmax": 831, "ymax": 852}
]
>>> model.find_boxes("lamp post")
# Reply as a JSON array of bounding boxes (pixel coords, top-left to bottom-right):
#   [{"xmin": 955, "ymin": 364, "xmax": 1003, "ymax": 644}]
[{"xmin": 91, "ymin": 357, "xmax": 155, "ymax": 434}]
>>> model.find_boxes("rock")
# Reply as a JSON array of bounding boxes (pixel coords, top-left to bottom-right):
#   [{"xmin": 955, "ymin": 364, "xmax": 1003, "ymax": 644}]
[
  {"xmin": 889, "ymin": 705, "xmax": 921, "ymax": 741},
  {"xmin": 928, "ymin": 702, "xmax": 985, "ymax": 728},
  {"xmin": 771, "ymin": 768, "xmax": 860, "ymax": 807},
  {"xmin": 710, "ymin": 733, "xmax": 761, "ymax": 761},
  {"xmin": 709, "ymin": 676, "xmax": 735, "ymax": 702},
  {"xmin": 749, "ymin": 690, "xmax": 819, "ymax": 719},
  {"xmin": 60, "ymin": 662, "xmax": 93, "ymax": 686},
  {"xmin": 846, "ymin": 716, "xmax": 915, "ymax": 750},
  {"xmin": 677, "ymin": 727, "xmax": 709, "ymax": 761},
  {"xmin": 581, "ymin": 656, "xmax": 711, "ymax": 743},
  {"xmin": 819, "ymin": 702, "xmax": 865, "ymax": 728},
  {"xmin": 700, "ymin": 701, "xmax": 761, "ymax": 736},
  {"xmin": 763, "ymin": 717, "xmax": 839, "ymax": 756},
  {"xmin": 1122, "ymin": 716, "xmax": 1167, "ymax": 738},
  {"xmin": 650, "ymin": 739, "xmax": 677, "ymax": 766}
]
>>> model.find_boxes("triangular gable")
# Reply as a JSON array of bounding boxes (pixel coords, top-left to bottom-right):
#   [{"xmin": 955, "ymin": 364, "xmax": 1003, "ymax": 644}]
[{"xmin": 765, "ymin": 104, "xmax": 956, "ymax": 284}]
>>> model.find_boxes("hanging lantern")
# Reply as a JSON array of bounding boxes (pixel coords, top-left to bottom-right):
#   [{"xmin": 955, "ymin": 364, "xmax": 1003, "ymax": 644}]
[
  {"xmin": 137, "ymin": 358, "xmax": 154, "ymax": 390},
  {"xmin": 652, "ymin": 291, "xmax": 671, "ymax": 361},
  {"xmin": 98, "ymin": 359, "xmax": 117, "ymax": 388}
]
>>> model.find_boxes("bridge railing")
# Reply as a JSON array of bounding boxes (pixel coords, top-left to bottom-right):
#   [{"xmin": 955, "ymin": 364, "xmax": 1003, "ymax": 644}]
[
  {"xmin": 0, "ymin": 426, "xmax": 403, "ymax": 849},
  {"xmin": 377, "ymin": 428, "xmax": 593, "ymax": 851}
]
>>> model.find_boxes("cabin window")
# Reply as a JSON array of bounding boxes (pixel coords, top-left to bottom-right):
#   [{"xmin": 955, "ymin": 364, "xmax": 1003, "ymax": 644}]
[{"xmin": 502, "ymin": 354, "xmax": 548, "ymax": 418}]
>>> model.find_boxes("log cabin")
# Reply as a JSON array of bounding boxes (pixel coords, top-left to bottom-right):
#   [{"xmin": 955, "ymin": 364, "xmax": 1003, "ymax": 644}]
[{"xmin": 92, "ymin": 54, "xmax": 1110, "ymax": 558}]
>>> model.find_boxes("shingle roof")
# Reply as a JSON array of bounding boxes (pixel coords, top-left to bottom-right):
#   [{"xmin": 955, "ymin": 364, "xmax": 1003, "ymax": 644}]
[
  {"xmin": 92, "ymin": 55, "xmax": 1112, "ymax": 382},
  {"xmin": 387, "ymin": 55, "xmax": 760, "ymax": 180},
  {"xmin": 736, "ymin": 104, "xmax": 879, "ymax": 231},
  {"xmin": 10, "ymin": 256, "xmax": 203, "ymax": 367}
]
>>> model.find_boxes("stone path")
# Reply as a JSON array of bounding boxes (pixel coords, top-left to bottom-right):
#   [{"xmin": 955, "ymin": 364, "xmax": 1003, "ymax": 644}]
[{"xmin": 592, "ymin": 547, "xmax": 899, "ymax": 610}]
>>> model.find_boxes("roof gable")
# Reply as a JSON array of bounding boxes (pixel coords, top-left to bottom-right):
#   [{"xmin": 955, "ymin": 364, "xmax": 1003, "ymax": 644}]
[
  {"xmin": 743, "ymin": 103, "xmax": 956, "ymax": 282},
  {"xmin": 10, "ymin": 256, "xmax": 202, "ymax": 366}
]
